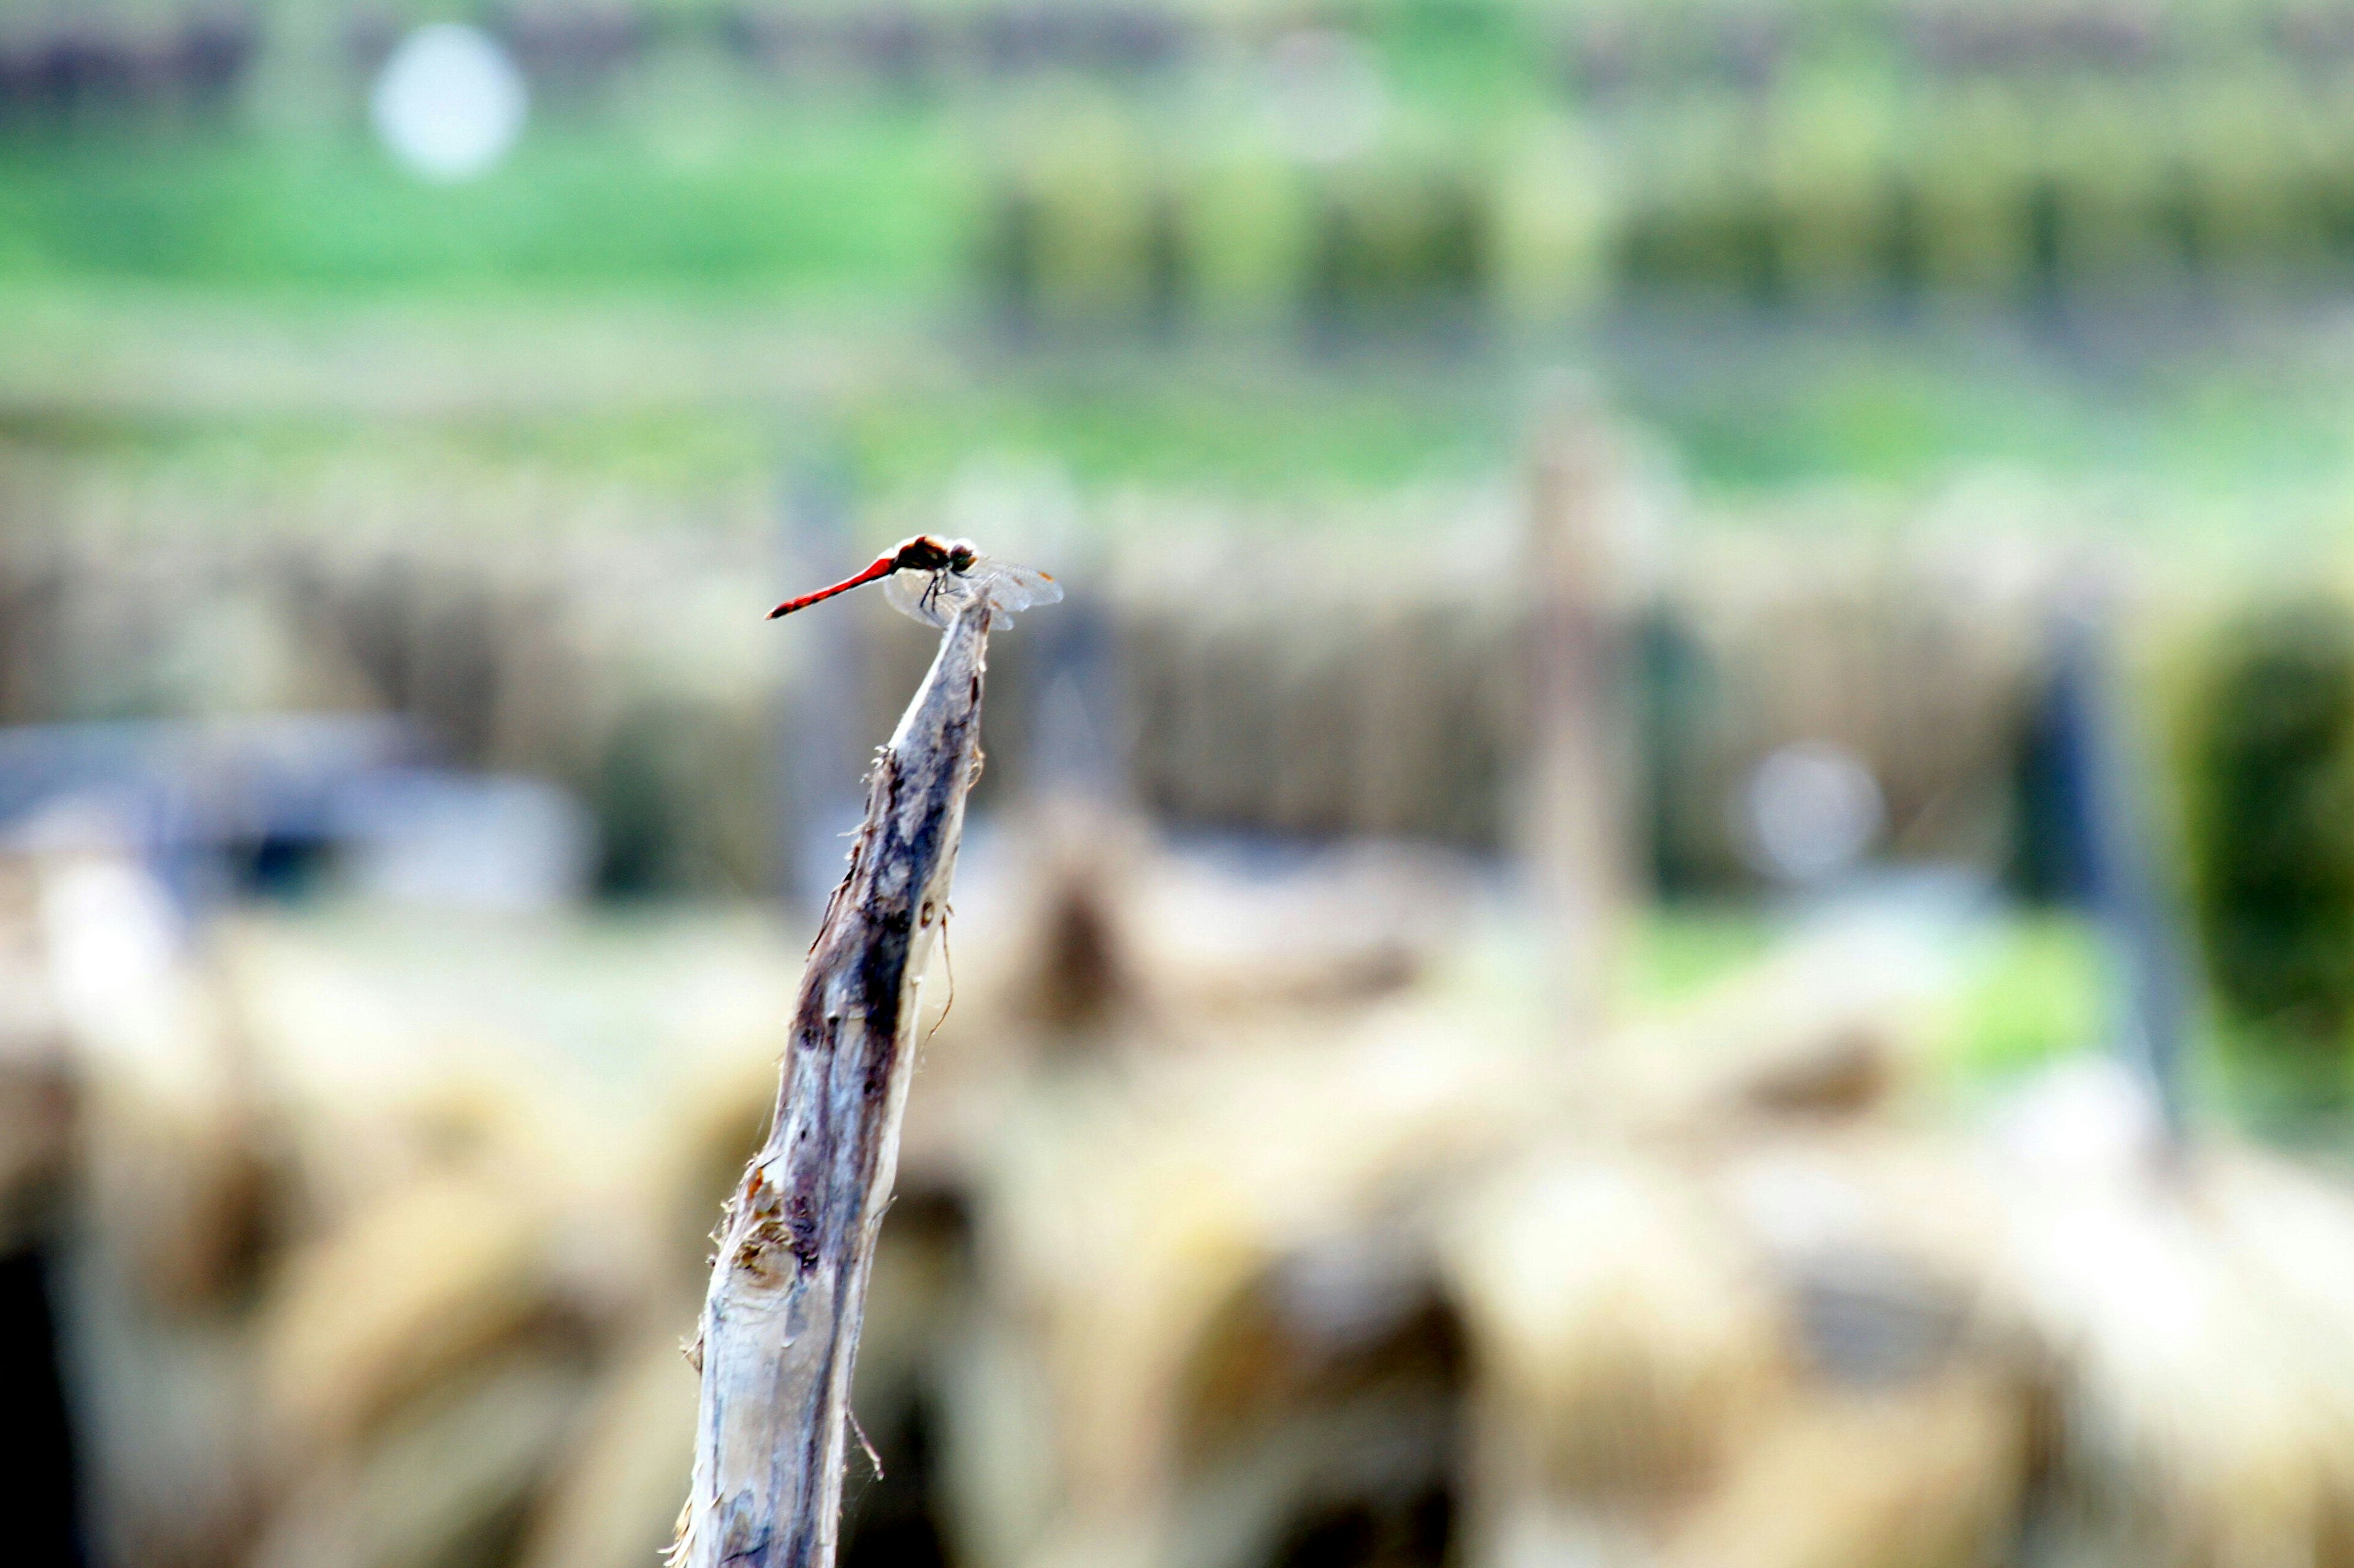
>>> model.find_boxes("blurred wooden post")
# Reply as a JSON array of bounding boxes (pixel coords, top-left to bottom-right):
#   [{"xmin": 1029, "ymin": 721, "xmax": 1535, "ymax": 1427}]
[
  {"xmin": 2041, "ymin": 597, "xmax": 2194, "ymax": 1143},
  {"xmin": 676, "ymin": 602, "xmax": 990, "ymax": 1568},
  {"xmin": 1526, "ymin": 386, "xmax": 1632, "ymax": 1046}
]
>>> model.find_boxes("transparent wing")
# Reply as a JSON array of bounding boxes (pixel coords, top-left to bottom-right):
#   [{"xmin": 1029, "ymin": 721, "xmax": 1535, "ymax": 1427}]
[
  {"xmin": 883, "ymin": 558, "xmax": 1061, "ymax": 631},
  {"xmin": 969, "ymin": 557, "xmax": 1064, "ymax": 622},
  {"xmin": 882, "ymin": 568, "xmax": 956, "ymax": 629}
]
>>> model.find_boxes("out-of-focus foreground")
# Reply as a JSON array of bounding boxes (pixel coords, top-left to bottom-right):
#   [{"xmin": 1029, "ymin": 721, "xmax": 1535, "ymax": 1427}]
[{"xmin": 12, "ymin": 4, "xmax": 2354, "ymax": 1568}]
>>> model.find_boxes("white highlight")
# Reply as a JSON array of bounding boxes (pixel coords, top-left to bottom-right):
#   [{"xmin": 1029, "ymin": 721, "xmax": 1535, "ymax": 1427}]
[
  {"xmin": 371, "ymin": 24, "xmax": 527, "ymax": 183},
  {"xmin": 1740, "ymin": 740, "xmax": 1886, "ymax": 883}
]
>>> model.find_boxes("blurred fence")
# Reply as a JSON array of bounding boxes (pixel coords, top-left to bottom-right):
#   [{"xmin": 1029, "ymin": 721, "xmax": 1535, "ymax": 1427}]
[
  {"xmin": 0, "ymin": 500, "xmax": 2065, "ymax": 899},
  {"xmin": 980, "ymin": 75, "xmax": 2354, "ymax": 333}
]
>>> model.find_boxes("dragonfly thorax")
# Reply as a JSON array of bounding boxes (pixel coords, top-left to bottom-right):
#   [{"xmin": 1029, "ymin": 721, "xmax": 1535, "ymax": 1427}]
[{"xmin": 893, "ymin": 535, "xmax": 977, "ymax": 574}]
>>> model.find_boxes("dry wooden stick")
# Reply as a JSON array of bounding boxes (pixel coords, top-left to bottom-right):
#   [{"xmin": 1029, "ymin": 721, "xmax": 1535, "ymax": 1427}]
[{"xmin": 674, "ymin": 600, "xmax": 990, "ymax": 1568}]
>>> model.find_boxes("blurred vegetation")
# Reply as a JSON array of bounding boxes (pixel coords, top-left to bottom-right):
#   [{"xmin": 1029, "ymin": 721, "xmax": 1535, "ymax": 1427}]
[
  {"xmin": 1943, "ymin": 913, "xmax": 2105, "ymax": 1084},
  {"xmin": 15, "ymin": 1, "xmax": 2354, "ymax": 506},
  {"xmin": 11, "ymin": 0, "xmax": 2354, "ymax": 314},
  {"xmin": 1627, "ymin": 907, "xmax": 2112, "ymax": 1092},
  {"xmin": 1623, "ymin": 904, "xmax": 1777, "ymax": 1005},
  {"xmin": 0, "ymin": 106, "xmax": 965, "ymax": 291},
  {"xmin": 2185, "ymin": 595, "xmax": 2354, "ymax": 1103}
]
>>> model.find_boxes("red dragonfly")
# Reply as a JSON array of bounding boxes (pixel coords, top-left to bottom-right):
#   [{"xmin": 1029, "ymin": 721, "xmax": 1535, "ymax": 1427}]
[{"xmin": 767, "ymin": 535, "xmax": 1063, "ymax": 630}]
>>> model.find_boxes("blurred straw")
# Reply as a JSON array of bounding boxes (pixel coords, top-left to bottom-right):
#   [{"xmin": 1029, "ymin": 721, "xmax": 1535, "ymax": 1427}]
[{"xmin": 1526, "ymin": 384, "xmax": 1636, "ymax": 1046}]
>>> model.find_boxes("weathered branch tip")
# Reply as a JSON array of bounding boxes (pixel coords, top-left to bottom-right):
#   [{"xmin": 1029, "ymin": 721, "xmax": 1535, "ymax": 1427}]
[{"xmin": 674, "ymin": 599, "xmax": 994, "ymax": 1568}]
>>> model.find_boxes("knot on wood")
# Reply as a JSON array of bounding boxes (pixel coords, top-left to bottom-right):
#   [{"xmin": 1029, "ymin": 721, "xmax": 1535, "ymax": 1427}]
[{"xmin": 732, "ymin": 1168, "xmax": 821, "ymax": 1285}]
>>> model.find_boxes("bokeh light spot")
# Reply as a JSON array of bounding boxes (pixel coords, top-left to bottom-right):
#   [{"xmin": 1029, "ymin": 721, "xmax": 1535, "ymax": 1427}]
[{"xmin": 370, "ymin": 24, "xmax": 528, "ymax": 184}]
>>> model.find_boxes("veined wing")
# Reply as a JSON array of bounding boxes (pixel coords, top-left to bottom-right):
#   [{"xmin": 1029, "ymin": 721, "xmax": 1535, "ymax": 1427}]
[
  {"xmin": 880, "ymin": 556, "xmax": 1062, "ymax": 631},
  {"xmin": 969, "ymin": 557, "xmax": 1064, "ymax": 625},
  {"xmin": 882, "ymin": 568, "xmax": 959, "ymax": 629}
]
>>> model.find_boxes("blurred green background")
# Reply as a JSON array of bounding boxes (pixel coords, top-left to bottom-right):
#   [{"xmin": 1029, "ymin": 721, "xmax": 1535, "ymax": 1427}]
[
  {"xmin": 24, "ymin": 10, "xmax": 2354, "ymax": 1568},
  {"xmin": 16, "ymin": 0, "xmax": 2354, "ymax": 507}
]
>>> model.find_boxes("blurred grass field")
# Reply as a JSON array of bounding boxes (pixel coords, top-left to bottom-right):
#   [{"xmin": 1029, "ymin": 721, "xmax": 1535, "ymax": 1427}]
[
  {"xmin": 0, "ymin": 105, "xmax": 969, "ymax": 292},
  {"xmin": 11, "ymin": 1, "xmax": 2354, "ymax": 512},
  {"xmin": 17, "ymin": 281, "xmax": 2354, "ymax": 517}
]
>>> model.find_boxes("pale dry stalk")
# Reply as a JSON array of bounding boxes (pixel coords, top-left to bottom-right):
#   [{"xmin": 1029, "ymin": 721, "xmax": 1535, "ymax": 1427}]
[{"xmin": 674, "ymin": 601, "xmax": 989, "ymax": 1568}]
